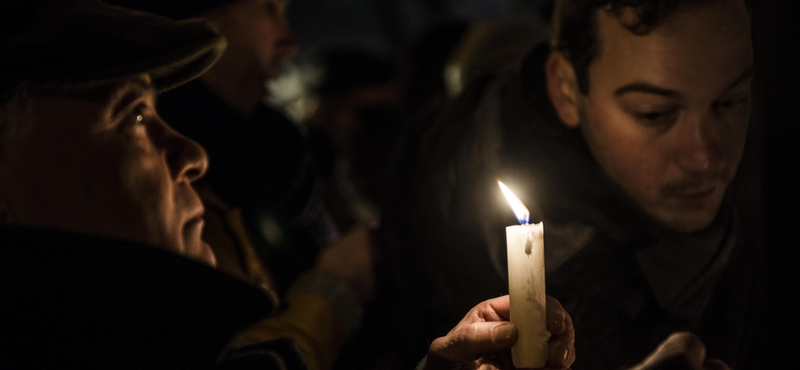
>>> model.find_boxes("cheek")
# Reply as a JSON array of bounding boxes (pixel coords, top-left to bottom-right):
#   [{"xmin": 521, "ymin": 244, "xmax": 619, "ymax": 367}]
[
  {"xmin": 9, "ymin": 136, "xmax": 166, "ymax": 245},
  {"xmin": 581, "ymin": 101, "xmax": 670, "ymax": 197},
  {"xmin": 251, "ymin": 22, "xmax": 279, "ymax": 60},
  {"xmin": 116, "ymin": 144, "xmax": 178, "ymax": 246}
]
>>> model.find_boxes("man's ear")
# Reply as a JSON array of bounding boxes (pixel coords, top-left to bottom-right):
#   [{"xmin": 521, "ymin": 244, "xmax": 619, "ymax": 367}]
[{"xmin": 545, "ymin": 51, "xmax": 581, "ymax": 128}]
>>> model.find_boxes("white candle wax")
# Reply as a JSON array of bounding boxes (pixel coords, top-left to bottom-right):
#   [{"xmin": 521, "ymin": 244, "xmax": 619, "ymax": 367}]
[{"xmin": 506, "ymin": 221, "xmax": 549, "ymax": 368}]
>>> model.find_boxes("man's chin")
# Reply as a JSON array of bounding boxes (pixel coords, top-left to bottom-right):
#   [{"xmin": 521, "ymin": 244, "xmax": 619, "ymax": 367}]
[
  {"xmin": 198, "ymin": 241, "xmax": 217, "ymax": 267},
  {"xmin": 652, "ymin": 206, "xmax": 720, "ymax": 233},
  {"xmin": 650, "ymin": 189, "xmax": 727, "ymax": 233},
  {"xmin": 186, "ymin": 239, "xmax": 216, "ymax": 267}
]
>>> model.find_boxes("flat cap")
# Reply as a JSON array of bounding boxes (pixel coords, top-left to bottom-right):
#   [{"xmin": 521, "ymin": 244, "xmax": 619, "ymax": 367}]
[{"xmin": 0, "ymin": 0, "xmax": 227, "ymax": 94}]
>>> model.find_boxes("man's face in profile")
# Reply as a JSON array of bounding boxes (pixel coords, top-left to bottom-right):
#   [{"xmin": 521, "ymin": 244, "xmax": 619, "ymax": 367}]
[
  {"xmin": 0, "ymin": 74, "xmax": 215, "ymax": 265},
  {"xmin": 576, "ymin": 0, "xmax": 753, "ymax": 232},
  {"xmin": 208, "ymin": 0, "xmax": 298, "ymax": 81}
]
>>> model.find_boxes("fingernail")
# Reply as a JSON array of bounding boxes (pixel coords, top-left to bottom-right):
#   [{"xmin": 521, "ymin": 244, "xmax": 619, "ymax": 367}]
[
  {"xmin": 557, "ymin": 344, "xmax": 569, "ymax": 364},
  {"xmin": 549, "ymin": 343, "xmax": 568, "ymax": 367},
  {"xmin": 492, "ymin": 322, "xmax": 515, "ymax": 344}
]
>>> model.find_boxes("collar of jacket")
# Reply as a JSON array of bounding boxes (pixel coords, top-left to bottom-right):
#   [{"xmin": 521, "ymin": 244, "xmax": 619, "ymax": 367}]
[{"xmin": 0, "ymin": 226, "xmax": 275, "ymax": 370}]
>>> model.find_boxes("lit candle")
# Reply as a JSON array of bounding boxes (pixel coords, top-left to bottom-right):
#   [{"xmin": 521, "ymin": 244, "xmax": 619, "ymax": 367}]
[{"xmin": 498, "ymin": 181, "xmax": 549, "ymax": 368}]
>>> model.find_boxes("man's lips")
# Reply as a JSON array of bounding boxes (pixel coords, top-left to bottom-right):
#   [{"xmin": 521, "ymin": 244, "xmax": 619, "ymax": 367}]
[
  {"xmin": 185, "ymin": 203, "xmax": 205, "ymax": 226},
  {"xmin": 676, "ymin": 184, "xmax": 718, "ymax": 203},
  {"xmin": 183, "ymin": 211, "xmax": 206, "ymax": 249},
  {"xmin": 183, "ymin": 209, "xmax": 205, "ymax": 240},
  {"xmin": 184, "ymin": 214, "xmax": 205, "ymax": 245},
  {"xmin": 182, "ymin": 212, "xmax": 215, "ymax": 266}
]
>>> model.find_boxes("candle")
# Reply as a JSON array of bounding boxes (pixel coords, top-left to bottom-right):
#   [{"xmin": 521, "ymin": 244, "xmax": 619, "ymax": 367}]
[{"xmin": 498, "ymin": 181, "xmax": 549, "ymax": 368}]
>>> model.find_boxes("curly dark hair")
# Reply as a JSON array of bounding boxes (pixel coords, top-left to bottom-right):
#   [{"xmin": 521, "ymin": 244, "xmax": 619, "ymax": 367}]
[{"xmin": 549, "ymin": 0, "xmax": 749, "ymax": 94}]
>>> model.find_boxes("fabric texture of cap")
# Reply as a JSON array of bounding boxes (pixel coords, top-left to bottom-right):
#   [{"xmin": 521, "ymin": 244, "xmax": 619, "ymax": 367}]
[
  {"xmin": 0, "ymin": 0, "xmax": 227, "ymax": 94},
  {"xmin": 104, "ymin": 0, "xmax": 238, "ymax": 21}
]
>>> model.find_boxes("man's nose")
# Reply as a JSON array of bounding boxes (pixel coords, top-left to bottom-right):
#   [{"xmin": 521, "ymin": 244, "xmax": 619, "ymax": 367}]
[
  {"xmin": 675, "ymin": 113, "xmax": 728, "ymax": 174},
  {"xmin": 161, "ymin": 119, "xmax": 209, "ymax": 183}
]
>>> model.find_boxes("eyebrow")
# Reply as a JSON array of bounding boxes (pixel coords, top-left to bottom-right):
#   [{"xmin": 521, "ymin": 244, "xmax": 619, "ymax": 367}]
[
  {"xmin": 614, "ymin": 83, "xmax": 681, "ymax": 99},
  {"xmin": 107, "ymin": 76, "xmax": 155, "ymax": 120},
  {"xmin": 721, "ymin": 64, "xmax": 756, "ymax": 92},
  {"xmin": 613, "ymin": 64, "xmax": 757, "ymax": 99}
]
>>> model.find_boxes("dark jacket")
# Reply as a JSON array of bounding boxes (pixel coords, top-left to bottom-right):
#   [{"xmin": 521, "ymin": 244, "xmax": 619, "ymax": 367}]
[
  {"xmin": 0, "ymin": 226, "xmax": 307, "ymax": 370},
  {"xmin": 379, "ymin": 44, "xmax": 766, "ymax": 370}
]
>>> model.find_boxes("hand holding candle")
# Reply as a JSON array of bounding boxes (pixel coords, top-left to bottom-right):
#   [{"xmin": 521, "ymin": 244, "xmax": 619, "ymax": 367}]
[
  {"xmin": 423, "ymin": 295, "xmax": 574, "ymax": 370},
  {"xmin": 499, "ymin": 181, "xmax": 549, "ymax": 368}
]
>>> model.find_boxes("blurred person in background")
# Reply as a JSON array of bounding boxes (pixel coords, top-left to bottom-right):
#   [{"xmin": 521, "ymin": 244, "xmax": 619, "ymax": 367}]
[
  {"xmin": 395, "ymin": 19, "xmax": 471, "ymax": 123},
  {"xmin": 302, "ymin": 45, "xmax": 400, "ymax": 230}
]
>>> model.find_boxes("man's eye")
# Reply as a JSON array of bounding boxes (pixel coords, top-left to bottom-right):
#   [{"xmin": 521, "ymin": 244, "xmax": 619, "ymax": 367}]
[
  {"xmin": 634, "ymin": 110, "xmax": 677, "ymax": 125},
  {"xmin": 128, "ymin": 104, "xmax": 147, "ymax": 125},
  {"xmin": 716, "ymin": 96, "xmax": 749, "ymax": 109}
]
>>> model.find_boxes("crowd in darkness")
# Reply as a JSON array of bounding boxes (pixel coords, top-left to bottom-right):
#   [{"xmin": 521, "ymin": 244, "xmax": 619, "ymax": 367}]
[{"xmin": 1, "ymin": 0, "xmax": 794, "ymax": 369}]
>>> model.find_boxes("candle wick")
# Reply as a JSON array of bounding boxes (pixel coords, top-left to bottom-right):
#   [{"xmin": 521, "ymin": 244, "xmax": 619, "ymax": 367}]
[{"xmin": 525, "ymin": 232, "xmax": 533, "ymax": 255}]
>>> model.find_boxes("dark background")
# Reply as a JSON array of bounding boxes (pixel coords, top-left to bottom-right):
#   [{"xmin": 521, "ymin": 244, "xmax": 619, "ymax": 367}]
[
  {"xmin": 287, "ymin": 0, "xmax": 798, "ymax": 367},
  {"xmin": 751, "ymin": 1, "xmax": 799, "ymax": 368}
]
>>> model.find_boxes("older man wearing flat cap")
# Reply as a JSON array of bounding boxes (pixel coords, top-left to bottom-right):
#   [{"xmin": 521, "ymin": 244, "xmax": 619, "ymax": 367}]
[
  {"xmin": 96, "ymin": 2, "xmax": 374, "ymax": 369},
  {"xmin": 0, "ymin": 0, "xmax": 287, "ymax": 368},
  {"xmin": 0, "ymin": 1, "xmax": 580, "ymax": 369},
  {"xmin": 96, "ymin": 2, "xmax": 381, "ymax": 368},
  {"xmin": 104, "ymin": 0, "xmax": 351, "ymax": 300}
]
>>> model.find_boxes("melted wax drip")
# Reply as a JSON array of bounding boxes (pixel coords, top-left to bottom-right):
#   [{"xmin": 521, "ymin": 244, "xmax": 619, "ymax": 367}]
[{"xmin": 525, "ymin": 231, "xmax": 534, "ymax": 255}]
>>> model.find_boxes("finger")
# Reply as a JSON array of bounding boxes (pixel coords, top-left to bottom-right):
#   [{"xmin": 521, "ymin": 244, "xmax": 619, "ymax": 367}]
[
  {"xmin": 630, "ymin": 332, "xmax": 706, "ymax": 370},
  {"xmin": 446, "ymin": 296, "xmax": 510, "ymax": 338},
  {"xmin": 478, "ymin": 353, "xmax": 514, "ymax": 370},
  {"xmin": 546, "ymin": 296, "xmax": 567, "ymax": 335},
  {"xmin": 548, "ymin": 332, "xmax": 575, "ymax": 369},
  {"xmin": 482, "ymin": 295, "xmax": 510, "ymax": 321},
  {"xmin": 429, "ymin": 321, "xmax": 518, "ymax": 363},
  {"xmin": 462, "ymin": 296, "xmax": 510, "ymax": 324},
  {"xmin": 564, "ymin": 305, "xmax": 576, "ymax": 367},
  {"xmin": 547, "ymin": 300, "xmax": 575, "ymax": 369},
  {"xmin": 659, "ymin": 332, "xmax": 706, "ymax": 369},
  {"xmin": 547, "ymin": 340, "xmax": 570, "ymax": 369}
]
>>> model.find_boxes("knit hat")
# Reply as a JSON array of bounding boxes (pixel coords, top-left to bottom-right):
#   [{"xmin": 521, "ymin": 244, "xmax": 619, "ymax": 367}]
[{"xmin": 0, "ymin": 0, "xmax": 227, "ymax": 95}]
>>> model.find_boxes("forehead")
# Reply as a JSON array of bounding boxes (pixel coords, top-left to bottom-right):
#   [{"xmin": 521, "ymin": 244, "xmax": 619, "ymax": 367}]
[
  {"xmin": 31, "ymin": 75, "xmax": 153, "ymax": 106},
  {"xmin": 27, "ymin": 75, "xmax": 154, "ymax": 130},
  {"xmin": 590, "ymin": 1, "xmax": 753, "ymax": 94}
]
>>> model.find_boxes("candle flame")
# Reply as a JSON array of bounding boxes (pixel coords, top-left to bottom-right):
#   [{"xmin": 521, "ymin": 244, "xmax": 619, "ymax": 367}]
[{"xmin": 498, "ymin": 181, "xmax": 530, "ymax": 225}]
